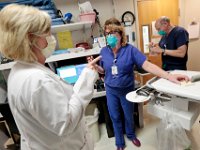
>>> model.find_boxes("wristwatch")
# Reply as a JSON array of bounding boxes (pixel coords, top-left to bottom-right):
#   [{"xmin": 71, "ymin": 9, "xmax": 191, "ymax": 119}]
[{"xmin": 162, "ymin": 48, "xmax": 166, "ymax": 55}]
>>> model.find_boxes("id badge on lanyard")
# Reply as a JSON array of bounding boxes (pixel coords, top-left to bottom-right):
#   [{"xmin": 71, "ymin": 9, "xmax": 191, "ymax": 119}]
[
  {"xmin": 111, "ymin": 65, "xmax": 118, "ymax": 75},
  {"xmin": 111, "ymin": 58, "xmax": 118, "ymax": 75}
]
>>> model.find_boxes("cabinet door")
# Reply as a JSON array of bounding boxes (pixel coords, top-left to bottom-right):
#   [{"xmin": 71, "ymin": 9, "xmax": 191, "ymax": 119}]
[
  {"xmin": 137, "ymin": 0, "xmax": 179, "ymax": 67},
  {"xmin": 137, "ymin": 0, "xmax": 179, "ymax": 51}
]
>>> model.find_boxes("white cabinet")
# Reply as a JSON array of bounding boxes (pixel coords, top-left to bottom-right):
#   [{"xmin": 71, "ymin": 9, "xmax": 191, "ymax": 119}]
[
  {"xmin": 0, "ymin": 21, "xmax": 100, "ymax": 71},
  {"xmin": 50, "ymin": 21, "xmax": 104, "ymax": 98},
  {"xmin": 46, "ymin": 47, "xmax": 100, "ymax": 63},
  {"xmin": 0, "ymin": 21, "xmax": 104, "ymax": 98},
  {"xmin": 51, "ymin": 21, "xmax": 92, "ymax": 33},
  {"xmin": 0, "ymin": 47, "xmax": 101, "ymax": 71}
]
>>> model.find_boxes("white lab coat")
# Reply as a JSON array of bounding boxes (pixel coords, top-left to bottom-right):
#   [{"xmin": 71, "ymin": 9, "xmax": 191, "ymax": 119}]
[{"xmin": 7, "ymin": 61, "xmax": 98, "ymax": 150}]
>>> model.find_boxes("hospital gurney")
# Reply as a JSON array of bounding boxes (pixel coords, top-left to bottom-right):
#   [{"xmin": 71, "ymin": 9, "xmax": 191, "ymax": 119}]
[{"xmin": 126, "ymin": 70, "xmax": 200, "ymax": 130}]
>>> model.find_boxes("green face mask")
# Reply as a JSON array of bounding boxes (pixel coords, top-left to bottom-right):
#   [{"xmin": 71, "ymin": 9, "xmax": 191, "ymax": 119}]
[
  {"xmin": 106, "ymin": 35, "xmax": 118, "ymax": 48},
  {"xmin": 158, "ymin": 30, "xmax": 167, "ymax": 36}
]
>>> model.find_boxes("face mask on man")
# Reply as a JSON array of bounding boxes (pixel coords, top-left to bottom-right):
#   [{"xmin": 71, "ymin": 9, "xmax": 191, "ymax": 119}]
[
  {"xmin": 33, "ymin": 35, "xmax": 57, "ymax": 58},
  {"xmin": 106, "ymin": 35, "xmax": 118, "ymax": 48},
  {"xmin": 158, "ymin": 30, "xmax": 167, "ymax": 36}
]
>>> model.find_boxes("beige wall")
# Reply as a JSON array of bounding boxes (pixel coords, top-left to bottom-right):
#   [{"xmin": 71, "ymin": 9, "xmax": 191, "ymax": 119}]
[
  {"xmin": 54, "ymin": 0, "xmax": 137, "ymax": 46},
  {"xmin": 1, "ymin": 0, "xmax": 199, "ymax": 70},
  {"xmin": 54, "ymin": 0, "xmax": 199, "ymax": 71},
  {"xmin": 54, "ymin": 0, "xmax": 135, "ymax": 29},
  {"xmin": 54, "ymin": 0, "xmax": 113, "ymax": 25},
  {"xmin": 134, "ymin": 0, "xmax": 200, "ymax": 71},
  {"xmin": 181, "ymin": 0, "xmax": 200, "ymax": 71}
]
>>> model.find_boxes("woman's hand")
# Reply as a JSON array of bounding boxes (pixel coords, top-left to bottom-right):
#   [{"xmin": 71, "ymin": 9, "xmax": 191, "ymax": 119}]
[
  {"xmin": 167, "ymin": 73, "xmax": 190, "ymax": 84},
  {"xmin": 87, "ymin": 56, "xmax": 104, "ymax": 74},
  {"xmin": 86, "ymin": 56, "xmax": 94, "ymax": 63},
  {"xmin": 87, "ymin": 56, "xmax": 102, "ymax": 70}
]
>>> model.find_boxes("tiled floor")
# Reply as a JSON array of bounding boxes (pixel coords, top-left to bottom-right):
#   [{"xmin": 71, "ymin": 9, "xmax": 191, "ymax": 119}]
[{"xmin": 94, "ymin": 105, "xmax": 200, "ymax": 150}]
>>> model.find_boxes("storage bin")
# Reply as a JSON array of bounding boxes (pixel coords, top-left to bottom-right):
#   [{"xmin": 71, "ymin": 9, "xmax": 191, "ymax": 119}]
[
  {"xmin": 79, "ymin": 12, "xmax": 96, "ymax": 23},
  {"xmin": 85, "ymin": 103, "xmax": 100, "ymax": 143}
]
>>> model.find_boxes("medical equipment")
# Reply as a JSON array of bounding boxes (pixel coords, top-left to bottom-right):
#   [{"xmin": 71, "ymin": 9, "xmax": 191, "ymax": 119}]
[
  {"xmin": 126, "ymin": 70, "xmax": 200, "ymax": 130},
  {"xmin": 56, "ymin": 63, "xmax": 86, "ymax": 84}
]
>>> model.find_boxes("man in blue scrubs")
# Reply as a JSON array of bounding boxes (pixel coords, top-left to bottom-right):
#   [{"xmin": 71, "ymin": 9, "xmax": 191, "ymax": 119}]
[
  {"xmin": 90, "ymin": 18, "xmax": 189, "ymax": 150},
  {"xmin": 150, "ymin": 16, "xmax": 189, "ymax": 71}
]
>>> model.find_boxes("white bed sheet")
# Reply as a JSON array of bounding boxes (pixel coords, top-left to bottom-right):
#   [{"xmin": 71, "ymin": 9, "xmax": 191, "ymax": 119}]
[{"xmin": 150, "ymin": 70, "xmax": 200, "ymax": 101}]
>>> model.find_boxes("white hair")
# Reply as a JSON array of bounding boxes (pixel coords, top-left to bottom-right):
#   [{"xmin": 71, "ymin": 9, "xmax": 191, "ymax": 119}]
[{"xmin": 159, "ymin": 16, "xmax": 170, "ymax": 24}]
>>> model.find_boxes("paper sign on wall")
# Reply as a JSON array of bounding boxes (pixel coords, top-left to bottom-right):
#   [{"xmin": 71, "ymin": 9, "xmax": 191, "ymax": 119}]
[
  {"xmin": 57, "ymin": 31, "xmax": 73, "ymax": 49},
  {"xmin": 142, "ymin": 25, "xmax": 150, "ymax": 53},
  {"xmin": 187, "ymin": 22, "xmax": 200, "ymax": 39}
]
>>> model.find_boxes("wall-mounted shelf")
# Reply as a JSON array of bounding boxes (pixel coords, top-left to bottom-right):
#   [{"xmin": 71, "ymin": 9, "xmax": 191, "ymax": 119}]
[
  {"xmin": 0, "ymin": 47, "xmax": 101, "ymax": 71},
  {"xmin": 51, "ymin": 21, "xmax": 93, "ymax": 33},
  {"xmin": 46, "ymin": 47, "xmax": 100, "ymax": 63},
  {"xmin": 0, "ymin": 21, "xmax": 96, "ymax": 70}
]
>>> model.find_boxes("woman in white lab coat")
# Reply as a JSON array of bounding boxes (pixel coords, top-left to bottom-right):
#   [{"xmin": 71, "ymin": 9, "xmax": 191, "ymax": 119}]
[{"xmin": 0, "ymin": 4, "xmax": 100, "ymax": 150}]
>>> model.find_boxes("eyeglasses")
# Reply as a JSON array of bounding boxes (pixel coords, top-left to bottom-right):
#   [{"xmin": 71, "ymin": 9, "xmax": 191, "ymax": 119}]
[{"xmin": 104, "ymin": 31, "xmax": 119, "ymax": 36}]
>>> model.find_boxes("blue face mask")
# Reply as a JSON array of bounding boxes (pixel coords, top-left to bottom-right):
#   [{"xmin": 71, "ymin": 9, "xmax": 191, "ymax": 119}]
[
  {"xmin": 158, "ymin": 30, "xmax": 167, "ymax": 36},
  {"xmin": 106, "ymin": 35, "xmax": 118, "ymax": 48}
]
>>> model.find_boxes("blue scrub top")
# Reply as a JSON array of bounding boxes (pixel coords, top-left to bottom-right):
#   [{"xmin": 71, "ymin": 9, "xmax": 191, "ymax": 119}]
[
  {"xmin": 100, "ymin": 44, "xmax": 146, "ymax": 88},
  {"xmin": 159, "ymin": 26, "xmax": 189, "ymax": 70}
]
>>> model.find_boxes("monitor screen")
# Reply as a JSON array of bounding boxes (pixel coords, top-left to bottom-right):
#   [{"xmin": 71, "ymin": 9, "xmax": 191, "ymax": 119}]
[{"xmin": 57, "ymin": 64, "xmax": 87, "ymax": 84}]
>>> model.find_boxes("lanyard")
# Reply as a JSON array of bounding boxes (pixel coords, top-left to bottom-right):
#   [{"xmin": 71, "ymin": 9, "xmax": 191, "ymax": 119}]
[{"xmin": 111, "ymin": 57, "xmax": 118, "ymax": 76}]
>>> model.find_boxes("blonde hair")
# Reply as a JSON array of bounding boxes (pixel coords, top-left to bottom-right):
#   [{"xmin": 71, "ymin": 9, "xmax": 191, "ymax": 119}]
[
  {"xmin": 0, "ymin": 4, "xmax": 51, "ymax": 62},
  {"xmin": 104, "ymin": 18, "xmax": 127, "ymax": 46}
]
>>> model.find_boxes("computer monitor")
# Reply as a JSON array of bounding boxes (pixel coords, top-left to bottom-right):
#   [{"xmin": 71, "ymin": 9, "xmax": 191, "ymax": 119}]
[{"xmin": 56, "ymin": 64, "xmax": 87, "ymax": 84}]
